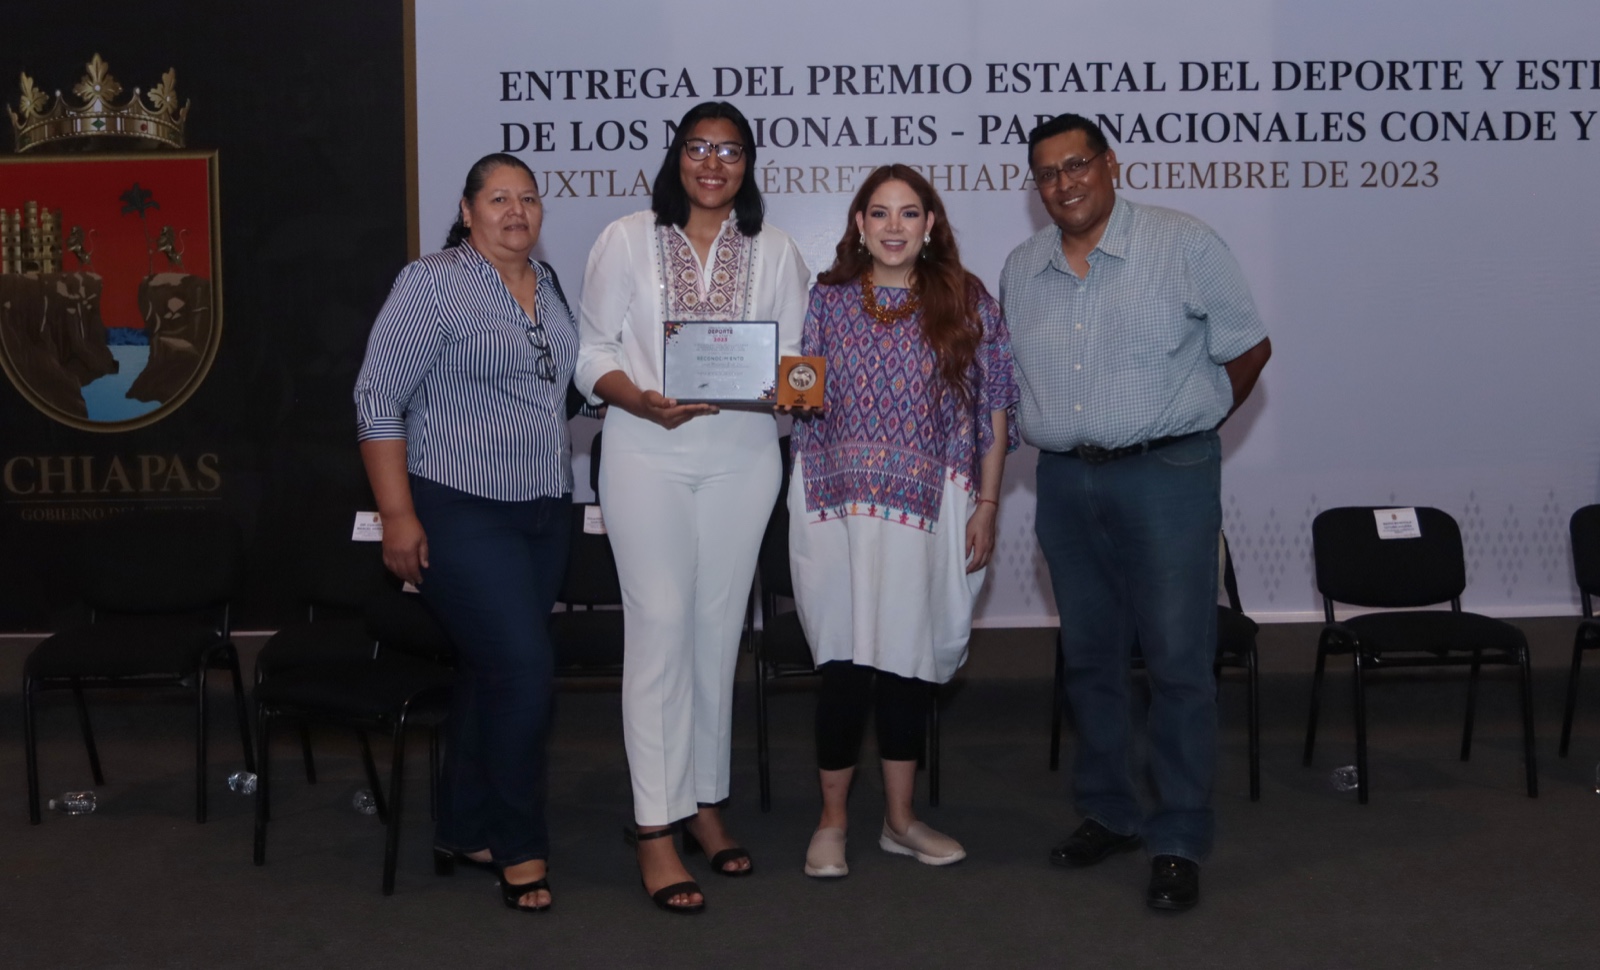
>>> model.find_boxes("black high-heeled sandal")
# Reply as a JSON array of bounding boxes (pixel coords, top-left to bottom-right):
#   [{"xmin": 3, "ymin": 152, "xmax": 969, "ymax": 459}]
[
  {"xmin": 433, "ymin": 845, "xmax": 496, "ymax": 876},
  {"xmin": 624, "ymin": 824, "xmax": 705, "ymax": 915},
  {"xmin": 683, "ymin": 803, "xmax": 753, "ymax": 878},
  {"xmin": 682, "ymin": 826, "xmax": 754, "ymax": 877},
  {"xmin": 499, "ymin": 870, "xmax": 552, "ymax": 913}
]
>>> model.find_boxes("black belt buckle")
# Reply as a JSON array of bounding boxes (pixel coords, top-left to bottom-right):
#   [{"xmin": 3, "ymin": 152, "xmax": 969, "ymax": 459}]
[
  {"xmin": 1073, "ymin": 443, "xmax": 1117, "ymax": 465},
  {"xmin": 1068, "ymin": 434, "xmax": 1191, "ymax": 465}
]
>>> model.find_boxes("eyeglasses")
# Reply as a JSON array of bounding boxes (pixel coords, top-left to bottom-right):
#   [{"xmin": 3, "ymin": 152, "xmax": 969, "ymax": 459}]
[
  {"xmin": 683, "ymin": 139, "xmax": 746, "ymax": 163},
  {"xmin": 526, "ymin": 322, "xmax": 556, "ymax": 383},
  {"xmin": 1032, "ymin": 150, "xmax": 1107, "ymax": 185}
]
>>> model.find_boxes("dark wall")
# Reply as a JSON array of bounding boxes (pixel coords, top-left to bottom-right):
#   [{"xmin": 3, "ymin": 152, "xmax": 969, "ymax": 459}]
[{"xmin": 0, "ymin": 3, "xmax": 408, "ymax": 629}]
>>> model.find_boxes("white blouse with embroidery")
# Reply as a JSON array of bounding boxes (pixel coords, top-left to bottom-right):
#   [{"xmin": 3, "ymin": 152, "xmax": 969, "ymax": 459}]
[{"xmin": 575, "ymin": 209, "xmax": 810, "ymax": 404}]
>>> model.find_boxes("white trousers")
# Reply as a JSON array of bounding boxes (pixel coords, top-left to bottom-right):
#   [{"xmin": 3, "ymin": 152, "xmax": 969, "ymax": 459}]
[{"xmin": 598, "ymin": 408, "xmax": 779, "ymax": 825}]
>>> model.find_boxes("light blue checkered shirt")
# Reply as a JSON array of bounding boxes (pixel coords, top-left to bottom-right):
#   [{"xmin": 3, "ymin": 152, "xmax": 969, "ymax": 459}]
[{"xmin": 999, "ymin": 197, "xmax": 1268, "ymax": 452}]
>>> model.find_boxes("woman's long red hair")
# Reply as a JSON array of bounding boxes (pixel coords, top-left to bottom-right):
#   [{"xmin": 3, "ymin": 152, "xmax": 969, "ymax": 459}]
[{"xmin": 815, "ymin": 165, "xmax": 985, "ymax": 406}]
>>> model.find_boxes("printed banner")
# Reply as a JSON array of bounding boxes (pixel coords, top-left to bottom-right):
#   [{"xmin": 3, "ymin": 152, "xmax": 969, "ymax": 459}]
[{"xmin": 413, "ymin": 0, "xmax": 1600, "ymax": 620}]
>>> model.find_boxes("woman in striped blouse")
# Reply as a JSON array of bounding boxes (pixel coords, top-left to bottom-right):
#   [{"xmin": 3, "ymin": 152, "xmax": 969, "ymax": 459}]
[{"xmin": 355, "ymin": 152, "xmax": 576, "ymax": 913}]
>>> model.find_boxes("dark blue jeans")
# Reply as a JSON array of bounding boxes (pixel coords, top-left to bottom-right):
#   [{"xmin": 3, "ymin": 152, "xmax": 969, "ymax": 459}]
[
  {"xmin": 1034, "ymin": 432, "xmax": 1221, "ymax": 862},
  {"xmin": 411, "ymin": 476, "xmax": 570, "ymax": 867}
]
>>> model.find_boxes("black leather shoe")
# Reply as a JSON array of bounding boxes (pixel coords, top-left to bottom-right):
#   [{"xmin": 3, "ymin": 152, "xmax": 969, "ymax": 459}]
[
  {"xmin": 1146, "ymin": 855, "xmax": 1199, "ymax": 911},
  {"xmin": 1049, "ymin": 819, "xmax": 1141, "ymax": 868}
]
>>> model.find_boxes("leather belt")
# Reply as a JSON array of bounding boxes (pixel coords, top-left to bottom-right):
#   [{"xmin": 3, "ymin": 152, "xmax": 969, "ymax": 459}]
[{"xmin": 1061, "ymin": 433, "xmax": 1198, "ymax": 465}]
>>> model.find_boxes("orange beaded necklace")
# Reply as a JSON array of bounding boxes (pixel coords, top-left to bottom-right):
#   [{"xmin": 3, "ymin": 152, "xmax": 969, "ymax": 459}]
[{"xmin": 859, "ymin": 271, "xmax": 920, "ymax": 325}]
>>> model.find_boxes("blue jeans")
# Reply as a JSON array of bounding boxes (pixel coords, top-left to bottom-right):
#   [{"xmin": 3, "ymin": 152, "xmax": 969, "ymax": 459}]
[
  {"xmin": 411, "ymin": 476, "xmax": 571, "ymax": 866},
  {"xmin": 1034, "ymin": 432, "xmax": 1221, "ymax": 862}
]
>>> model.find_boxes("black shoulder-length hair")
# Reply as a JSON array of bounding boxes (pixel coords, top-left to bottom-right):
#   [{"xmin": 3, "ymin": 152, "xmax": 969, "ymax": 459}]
[{"xmin": 651, "ymin": 101, "xmax": 764, "ymax": 237}]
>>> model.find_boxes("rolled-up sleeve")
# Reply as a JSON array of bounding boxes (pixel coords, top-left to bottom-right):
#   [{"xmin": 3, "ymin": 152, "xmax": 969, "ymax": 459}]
[
  {"xmin": 354, "ymin": 260, "xmax": 443, "ymax": 442},
  {"xmin": 575, "ymin": 219, "xmax": 635, "ymax": 403}
]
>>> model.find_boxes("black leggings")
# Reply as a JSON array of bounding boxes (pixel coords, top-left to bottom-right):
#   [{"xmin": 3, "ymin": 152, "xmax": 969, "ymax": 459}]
[{"xmin": 815, "ymin": 661, "xmax": 930, "ymax": 770}]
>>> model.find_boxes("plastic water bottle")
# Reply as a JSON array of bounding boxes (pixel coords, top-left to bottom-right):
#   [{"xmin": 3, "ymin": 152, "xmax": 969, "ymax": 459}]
[
  {"xmin": 1330, "ymin": 765, "xmax": 1360, "ymax": 792},
  {"xmin": 48, "ymin": 791, "xmax": 97, "ymax": 814},
  {"xmin": 227, "ymin": 771, "xmax": 258, "ymax": 795},
  {"xmin": 352, "ymin": 789, "xmax": 378, "ymax": 815}
]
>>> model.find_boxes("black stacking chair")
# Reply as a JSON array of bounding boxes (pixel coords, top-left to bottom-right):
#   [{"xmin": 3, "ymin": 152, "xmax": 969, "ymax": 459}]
[
  {"xmin": 252, "ymin": 586, "xmax": 455, "ymax": 895},
  {"xmin": 749, "ymin": 437, "xmax": 941, "ymax": 812},
  {"xmin": 550, "ymin": 508, "xmax": 626, "ymax": 676},
  {"xmin": 253, "ymin": 535, "xmax": 394, "ymax": 785},
  {"xmin": 1559, "ymin": 505, "xmax": 1600, "ymax": 756},
  {"xmin": 1303, "ymin": 506, "xmax": 1537, "ymax": 804},
  {"xmin": 22, "ymin": 509, "xmax": 253, "ymax": 824},
  {"xmin": 1048, "ymin": 532, "xmax": 1261, "ymax": 801},
  {"xmin": 550, "ymin": 431, "xmax": 626, "ymax": 677}
]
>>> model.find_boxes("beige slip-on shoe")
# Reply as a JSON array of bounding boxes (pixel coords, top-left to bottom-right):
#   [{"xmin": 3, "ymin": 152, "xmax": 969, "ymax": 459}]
[
  {"xmin": 804, "ymin": 826, "xmax": 848, "ymax": 878},
  {"xmin": 878, "ymin": 820, "xmax": 966, "ymax": 866}
]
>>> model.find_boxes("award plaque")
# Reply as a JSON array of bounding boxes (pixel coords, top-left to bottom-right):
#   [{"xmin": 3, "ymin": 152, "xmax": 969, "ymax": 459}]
[
  {"xmin": 662, "ymin": 320, "xmax": 778, "ymax": 404},
  {"xmin": 778, "ymin": 355, "xmax": 827, "ymax": 409}
]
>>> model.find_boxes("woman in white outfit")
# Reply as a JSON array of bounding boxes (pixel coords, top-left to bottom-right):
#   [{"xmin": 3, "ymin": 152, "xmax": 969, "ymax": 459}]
[{"xmin": 575, "ymin": 101, "xmax": 809, "ymax": 914}]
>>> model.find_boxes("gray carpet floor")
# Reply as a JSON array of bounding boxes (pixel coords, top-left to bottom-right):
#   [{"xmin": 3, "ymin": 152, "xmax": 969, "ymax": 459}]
[{"xmin": 2, "ymin": 619, "xmax": 1597, "ymax": 969}]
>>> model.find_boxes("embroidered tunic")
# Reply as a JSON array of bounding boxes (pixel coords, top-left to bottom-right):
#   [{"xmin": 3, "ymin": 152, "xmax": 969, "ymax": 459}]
[
  {"xmin": 791, "ymin": 282, "xmax": 1019, "ymax": 532},
  {"xmin": 788, "ymin": 279, "xmax": 1019, "ymax": 684}
]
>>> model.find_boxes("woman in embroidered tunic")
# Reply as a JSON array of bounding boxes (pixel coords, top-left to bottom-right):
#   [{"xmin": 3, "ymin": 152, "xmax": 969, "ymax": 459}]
[
  {"xmin": 574, "ymin": 102, "xmax": 809, "ymax": 914},
  {"xmin": 790, "ymin": 165, "xmax": 1018, "ymax": 878}
]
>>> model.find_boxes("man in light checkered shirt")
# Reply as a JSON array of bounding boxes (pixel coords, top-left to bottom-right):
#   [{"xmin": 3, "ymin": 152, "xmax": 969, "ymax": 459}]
[{"xmin": 1000, "ymin": 113, "xmax": 1271, "ymax": 913}]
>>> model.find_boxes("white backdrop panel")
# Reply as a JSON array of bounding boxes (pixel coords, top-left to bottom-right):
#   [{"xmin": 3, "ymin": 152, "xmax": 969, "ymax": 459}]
[{"xmin": 414, "ymin": 0, "xmax": 1600, "ymax": 622}]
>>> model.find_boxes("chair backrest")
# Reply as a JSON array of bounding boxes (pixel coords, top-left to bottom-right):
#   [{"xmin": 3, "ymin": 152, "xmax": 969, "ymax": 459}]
[
  {"xmin": 79, "ymin": 509, "xmax": 243, "ymax": 614},
  {"xmin": 559, "ymin": 503, "xmax": 623, "ymax": 607},
  {"xmin": 1219, "ymin": 531, "xmax": 1243, "ymax": 613},
  {"xmin": 756, "ymin": 436, "xmax": 795, "ymax": 601},
  {"xmin": 1569, "ymin": 505, "xmax": 1600, "ymax": 606},
  {"xmin": 1311, "ymin": 506, "xmax": 1465, "ymax": 608},
  {"xmin": 294, "ymin": 524, "xmax": 395, "ymax": 615},
  {"xmin": 365, "ymin": 587, "xmax": 454, "ymax": 664}
]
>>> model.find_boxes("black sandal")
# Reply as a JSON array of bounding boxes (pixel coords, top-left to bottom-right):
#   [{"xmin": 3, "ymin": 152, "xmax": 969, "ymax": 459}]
[
  {"xmin": 682, "ymin": 827, "xmax": 753, "ymax": 877},
  {"xmin": 433, "ymin": 846, "xmax": 496, "ymax": 876},
  {"xmin": 499, "ymin": 871, "xmax": 553, "ymax": 913},
  {"xmin": 626, "ymin": 825, "xmax": 705, "ymax": 915}
]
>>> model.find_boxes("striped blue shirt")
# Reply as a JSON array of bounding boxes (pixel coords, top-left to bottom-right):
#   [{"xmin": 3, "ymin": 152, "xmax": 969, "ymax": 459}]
[
  {"xmin": 354, "ymin": 243, "xmax": 577, "ymax": 501},
  {"xmin": 999, "ymin": 197, "xmax": 1268, "ymax": 452}
]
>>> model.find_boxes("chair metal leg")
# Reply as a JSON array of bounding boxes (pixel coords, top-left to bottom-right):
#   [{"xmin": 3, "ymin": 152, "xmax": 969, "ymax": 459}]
[
  {"xmin": 299, "ymin": 724, "xmax": 318, "ymax": 784},
  {"xmin": 1518, "ymin": 644, "xmax": 1539, "ymax": 798},
  {"xmin": 429, "ymin": 726, "xmax": 440, "ymax": 823},
  {"xmin": 1352, "ymin": 653, "xmax": 1370, "ymax": 805},
  {"xmin": 195, "ymin": 667, "xmax": 209, "ymax": 823},
  {"xmin": 358, "ymin": 730, "xmax": 390, "ymax": 822},
  {"xmin": 24, "ymin": 675, "xmax": 42, "ymax": 825},
  {"xmin": 755, "ymin": 654, "xmax": 772, "ymax": 813},
  {"xmin": 927, "ymin": 683, "xmax": 941, "ymax": 808},
  {"xmin": 1461, "ymin": 653, "xmax": 1482, "ymax": 761},
  {"xmin": 226, "ymin": 648, "xmax": 256, "ymax": 773},
  {"xmin": 1303, "ymin": 646, "xmax": 1329, "ymax": 765},
  {"xmin": 1049, "ymin": 641, "xmax": 1064, "ymax": 771},
  {"xmin": 1246, "ymin": 647, "xmax": 1261, "ymax": 802},
  {"xmin": 382, "ymin": 716, "xmax": 409, "ymax": 896},
  {"xmin": 254, "ymin": 709, "xmax": 272, "ymax": 864},
  {"xmin": 71, "ymin": 680, "xmax": 106, "ymax": 785},
  {"xmin": 1559, "ymin": 631, "xmax": 1586, "ymax": 757}
]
